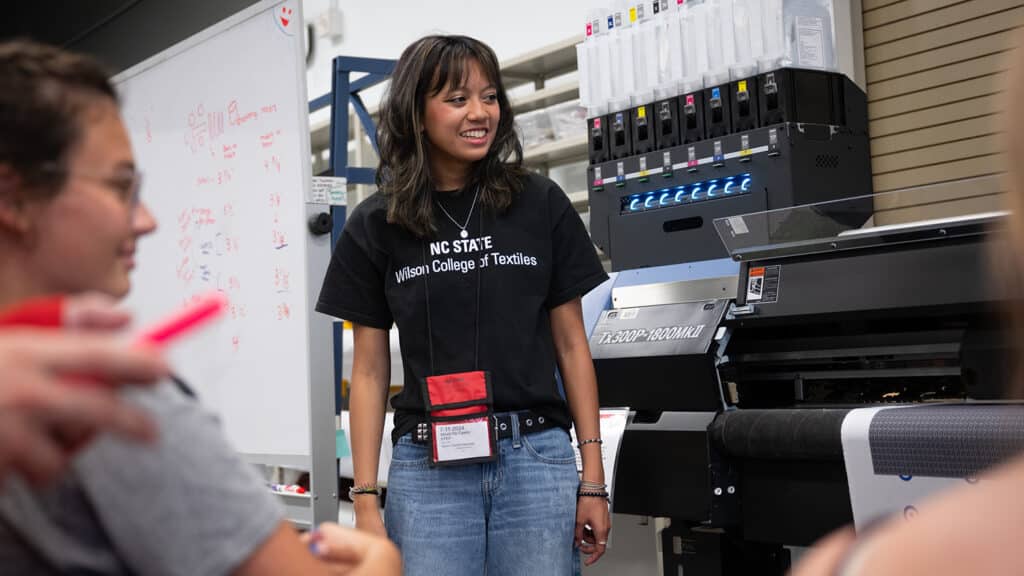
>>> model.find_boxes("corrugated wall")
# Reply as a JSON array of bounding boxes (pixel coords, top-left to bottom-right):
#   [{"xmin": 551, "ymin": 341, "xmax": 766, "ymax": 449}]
[{"xmin": 863, "ymin": 0, "xmax": 1024, "ymax": 224}]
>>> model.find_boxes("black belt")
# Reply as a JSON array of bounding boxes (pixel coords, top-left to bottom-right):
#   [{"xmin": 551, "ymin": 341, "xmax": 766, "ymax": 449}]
[{"xmin": 412, "ymin": 410, "xmax": 558, "ymax": 444}]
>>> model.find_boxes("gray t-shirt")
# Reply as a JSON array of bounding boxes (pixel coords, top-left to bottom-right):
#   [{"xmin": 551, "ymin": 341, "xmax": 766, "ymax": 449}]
[{"xmin": 0, "ymin": 380, "xmax": 284, "ymax": 575}]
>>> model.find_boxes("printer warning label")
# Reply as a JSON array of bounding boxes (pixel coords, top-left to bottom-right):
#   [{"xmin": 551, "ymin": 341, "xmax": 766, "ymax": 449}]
[{"xmin": 746, "ymin": 265, "xmax": 781, "ymax": 304}]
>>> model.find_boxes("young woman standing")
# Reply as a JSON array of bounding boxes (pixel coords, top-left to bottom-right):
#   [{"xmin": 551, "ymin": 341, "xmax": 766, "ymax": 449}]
[{"xmin": 317, "ymin": 35, "xmax": 611, "ymax": 575}]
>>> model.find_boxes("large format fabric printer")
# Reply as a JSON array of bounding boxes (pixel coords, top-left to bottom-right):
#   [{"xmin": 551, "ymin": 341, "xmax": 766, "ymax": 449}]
[{"xmin": 583, "ymin": 191, "xmax": 1018, "ymax": 575}]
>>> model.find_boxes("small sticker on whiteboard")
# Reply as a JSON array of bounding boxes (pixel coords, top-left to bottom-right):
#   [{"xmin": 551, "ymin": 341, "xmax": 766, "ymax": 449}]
[
  {"xmin": 728, "ymin": 216, "xmax": 749, "ymax": 235},
  {"xmin": 310, "ymin": 176, "xmax": 347, "ymax": 205}
]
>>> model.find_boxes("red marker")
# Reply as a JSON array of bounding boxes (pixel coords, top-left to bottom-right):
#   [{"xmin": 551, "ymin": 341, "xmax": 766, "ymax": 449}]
[
  {"xmin": 135, "ymin": 292, "xmax": 228, "ymax": 348},
  {"xmin": 268, "ymin": 483, "xmax": 306, "ymax": 494}
]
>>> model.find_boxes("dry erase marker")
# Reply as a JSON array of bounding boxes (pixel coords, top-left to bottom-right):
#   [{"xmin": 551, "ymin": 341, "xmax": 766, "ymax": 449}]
[
  {"xmin": 61, "ymin": 295, "xmax": 225, "ymax": 388},
  {"xmin": 134, "ymin": 292, "xmax": 228, "ymax": 348},
  {"xmin": 268, "ymin": 483, "xmax": 307, "ymax": 494}
]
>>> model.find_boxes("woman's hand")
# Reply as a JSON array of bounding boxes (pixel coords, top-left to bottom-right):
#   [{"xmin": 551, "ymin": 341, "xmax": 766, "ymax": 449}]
[
  {"xmin": 62, "ymin": 292, "xmax": 133, "ymax": 331},
  {"xmin": 303, "ymin": 522, "xmax": 401, "ymax": 576},
  {"xmin": 789, "ymin": 527, "xmax": 856, "ymax": 576},
  {"xmin": 353, "ymin": 496, "xmax": 388, "ymax": 538},
  {"xmin": 575, "ymin": 496, "xmax": 611, "ymax": 566},
  {"xmin": 0, "ymin": 329, "xmax": 167, "ymax": 485}
]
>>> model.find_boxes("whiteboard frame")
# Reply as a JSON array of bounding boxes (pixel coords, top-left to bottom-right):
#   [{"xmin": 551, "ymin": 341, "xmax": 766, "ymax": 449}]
[{"xmin": 113, "ymin": 0, "xmax": 338, "ymax": 526}]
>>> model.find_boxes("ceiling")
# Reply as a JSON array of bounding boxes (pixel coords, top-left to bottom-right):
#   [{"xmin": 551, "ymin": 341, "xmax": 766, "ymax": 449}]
[
  {"xmin": 1, "ymin": 1, "xmax": 140, "ymax": 47},
  {"xmin": 0, "ymin": 0, "xmax": 258, "ymax": 72}
]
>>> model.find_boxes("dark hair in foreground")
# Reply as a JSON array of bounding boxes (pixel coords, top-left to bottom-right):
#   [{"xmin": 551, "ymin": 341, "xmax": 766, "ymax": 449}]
[
  {"xmin": 0, "ymin": 39, "xmax": 117, "ymax": 201},
  {"xmin": 376, "ymin": 34, "xmax": 524, "ymax": 238}
]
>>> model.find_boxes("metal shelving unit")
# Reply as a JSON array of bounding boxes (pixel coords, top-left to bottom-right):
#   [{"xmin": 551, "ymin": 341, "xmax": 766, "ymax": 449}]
[
  {"xmin": 522, "ymin": 133, "xmax": 588, "ymax": 166},
  {"xmin": 510, "ymin": 82, "xmax": 579, "ymax": 115},
  {"xmin": 500, "ymin": 35, "xmax": 582, "ymax": 88}
]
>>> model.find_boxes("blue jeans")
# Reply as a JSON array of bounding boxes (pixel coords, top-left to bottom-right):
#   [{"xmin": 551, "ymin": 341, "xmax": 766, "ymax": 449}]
[{"xmin": 385, "ymin": 414, "xmax": 579, "ymax": 576}]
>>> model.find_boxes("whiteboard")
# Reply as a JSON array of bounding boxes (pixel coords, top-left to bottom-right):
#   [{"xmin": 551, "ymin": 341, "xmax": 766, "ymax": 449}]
[{"xmin": 116, "ymin": 0, "xmax": 321, "ymax": 459}]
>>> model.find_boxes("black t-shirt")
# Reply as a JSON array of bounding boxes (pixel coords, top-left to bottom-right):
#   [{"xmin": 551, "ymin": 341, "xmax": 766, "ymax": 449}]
[{"xmin": 316, "ymin": 173, "xmax": 608, "ymax": 444}]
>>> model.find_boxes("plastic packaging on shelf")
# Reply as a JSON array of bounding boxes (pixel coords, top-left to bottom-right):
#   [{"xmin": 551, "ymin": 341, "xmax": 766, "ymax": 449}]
[
  {"xmin": 547, "ymin": 99, "xmax": 588, "ymax": 140},
  {"xmin": 516, "ymin": 108, "xmax": 555, "ymax": 149}
]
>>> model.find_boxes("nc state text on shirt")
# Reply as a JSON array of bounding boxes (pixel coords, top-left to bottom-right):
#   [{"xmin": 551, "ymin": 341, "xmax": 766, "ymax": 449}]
[{"xmin": 429, "ymin": 236, "xmax": 493, "ymax": 256}]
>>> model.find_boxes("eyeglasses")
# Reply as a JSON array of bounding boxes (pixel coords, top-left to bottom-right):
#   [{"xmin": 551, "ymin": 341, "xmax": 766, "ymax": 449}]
[{"xmin": 39, "ymin": 164, "xmax": 143, "ymax": 210}]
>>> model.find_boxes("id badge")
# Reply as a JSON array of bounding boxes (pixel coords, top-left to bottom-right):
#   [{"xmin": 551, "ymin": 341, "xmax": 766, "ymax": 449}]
[
  {"xmin": 432, "ymin": 416, "xmax": 494, "ymax": 463},
  {"xmin": 422, "ymin": 370, "xmax": 497, "ymax": 466}
]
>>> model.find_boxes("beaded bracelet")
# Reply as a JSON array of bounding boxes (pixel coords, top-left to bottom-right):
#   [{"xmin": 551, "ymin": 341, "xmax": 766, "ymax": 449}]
[
  {"xmin": 577, "ymin": 490, "xmax": 610, "ymax": 499},
  {"xmin": 577, "ymin": 437, "xmax": 603, "ymax": 448},
  {"xmin": 348, "ymin": 483, "xmax": 380, "ymax": 499}
]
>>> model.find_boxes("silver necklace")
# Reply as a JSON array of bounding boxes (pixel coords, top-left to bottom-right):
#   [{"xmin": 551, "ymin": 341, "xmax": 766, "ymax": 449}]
[{"xmin": 435, "ymin": 187, "xmax": 479, "ymax": 239}]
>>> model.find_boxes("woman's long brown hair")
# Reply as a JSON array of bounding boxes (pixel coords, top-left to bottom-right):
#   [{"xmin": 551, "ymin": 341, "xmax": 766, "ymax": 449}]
[{"xmin": 376, "ymin": 35, "xmax": 525, "ymax": 238}]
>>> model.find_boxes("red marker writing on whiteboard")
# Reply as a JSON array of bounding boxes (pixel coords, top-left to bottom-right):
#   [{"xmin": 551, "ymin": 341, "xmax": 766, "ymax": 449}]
[{"xmin": 134, "ymin": 292, "xmax": 228, "ymax": 348}]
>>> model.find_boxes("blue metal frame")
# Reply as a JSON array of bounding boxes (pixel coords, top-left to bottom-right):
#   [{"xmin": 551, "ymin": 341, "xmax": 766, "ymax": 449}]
[
  {"xmin": 308, "ymin": 55, "xmax": 395, "ymax": 186},
  {"xmin": 309, "ymin": 55, "xmax": 395, "ymax": 414}
]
